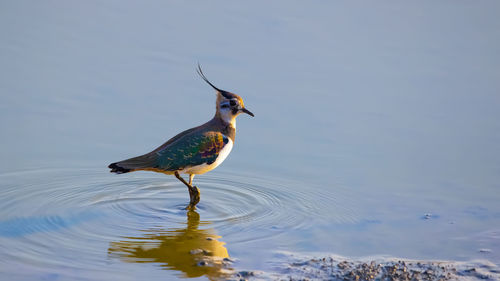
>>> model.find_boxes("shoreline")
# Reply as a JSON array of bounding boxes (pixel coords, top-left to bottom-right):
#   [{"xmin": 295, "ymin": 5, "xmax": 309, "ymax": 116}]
[{"xmin": 229, "ymin": 252, "xmax": 500, "ymax": 281}]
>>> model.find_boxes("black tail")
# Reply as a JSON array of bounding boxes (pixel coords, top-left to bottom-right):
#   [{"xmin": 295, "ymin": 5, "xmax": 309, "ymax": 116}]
[
  {"xmin": 108, "ymin": 152, "xmax": 157, "ymax": 174},
  {"xmin": 108, "ymin": 162, "xmax": 132, "ymax": 174}
]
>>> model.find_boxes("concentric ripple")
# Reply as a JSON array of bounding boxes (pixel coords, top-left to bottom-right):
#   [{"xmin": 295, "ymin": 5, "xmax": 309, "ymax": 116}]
[{"xmin": 0, "ymin": 167, "xmax": 357, "ymax": 279}]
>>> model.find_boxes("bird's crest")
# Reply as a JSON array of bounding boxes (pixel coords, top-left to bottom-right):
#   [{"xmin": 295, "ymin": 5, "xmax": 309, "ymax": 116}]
[{"xmin": 196, "ymin": 64, "xmax": 233, "ymax": 99}]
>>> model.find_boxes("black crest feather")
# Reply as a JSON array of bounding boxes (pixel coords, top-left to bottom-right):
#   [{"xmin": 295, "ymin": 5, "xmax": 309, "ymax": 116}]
[{"xmin": 197, "ymin": 63, "xmax": 232, "ymax": 99}]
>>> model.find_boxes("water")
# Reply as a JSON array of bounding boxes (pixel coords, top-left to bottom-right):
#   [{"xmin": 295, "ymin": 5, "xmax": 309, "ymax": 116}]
[{"xmin": 1, "ymin": 1, "xmax": 500, "ymax": 280}]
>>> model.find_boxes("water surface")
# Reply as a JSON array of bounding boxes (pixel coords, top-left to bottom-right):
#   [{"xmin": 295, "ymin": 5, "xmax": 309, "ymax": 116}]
[{"xmin": 1, "ymin": 1, "xmax": 500, "ymax": 280}]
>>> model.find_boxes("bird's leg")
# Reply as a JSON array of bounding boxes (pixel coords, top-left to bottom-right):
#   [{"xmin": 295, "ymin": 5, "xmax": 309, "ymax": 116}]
[
  {"xmin": 174, "ymin": 171, "xmax": 200, "ymax": 209},
  {"xmin": 187, "ymin": 174, "xmax": 200, "ymax": 208}
]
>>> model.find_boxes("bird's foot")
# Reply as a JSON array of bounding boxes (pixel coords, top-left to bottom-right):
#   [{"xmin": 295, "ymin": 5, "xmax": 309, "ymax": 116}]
[{"xmin": 186, "ymin": 186, "xmax": 201, "ymax": 210}]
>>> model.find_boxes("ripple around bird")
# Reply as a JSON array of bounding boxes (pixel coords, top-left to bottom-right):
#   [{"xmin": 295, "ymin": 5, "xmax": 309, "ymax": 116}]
[{"xmin": 0, "ymin": 167, "xmax": 358, "ymax": 276}]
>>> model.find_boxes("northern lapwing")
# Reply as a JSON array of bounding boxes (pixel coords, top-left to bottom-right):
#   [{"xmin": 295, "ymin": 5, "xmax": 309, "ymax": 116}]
[{"xmin": 109, "ymin": 65, "xmax": 254, "ymax": 209}]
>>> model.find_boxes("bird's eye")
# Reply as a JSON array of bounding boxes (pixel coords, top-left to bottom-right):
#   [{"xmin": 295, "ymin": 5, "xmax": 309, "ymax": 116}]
[
  {"xmin": 221, "ymin": 104, "xmax": 229, "ymax": 108},
  {"xmin": 229, "ymin": 100, "xmax": 237, "ymax": 106}
]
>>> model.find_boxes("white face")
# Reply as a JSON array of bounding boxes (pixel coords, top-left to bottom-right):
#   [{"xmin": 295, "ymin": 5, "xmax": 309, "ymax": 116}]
[{"xmin": 219, "ymin": 98, "xmax": 241, "ymax": 124}]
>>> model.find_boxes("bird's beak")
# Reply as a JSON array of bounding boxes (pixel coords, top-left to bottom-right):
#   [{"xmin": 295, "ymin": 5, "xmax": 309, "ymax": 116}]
[{"xmin": 241, "ymin": 107, "xmax": 254, "ymax": 117}]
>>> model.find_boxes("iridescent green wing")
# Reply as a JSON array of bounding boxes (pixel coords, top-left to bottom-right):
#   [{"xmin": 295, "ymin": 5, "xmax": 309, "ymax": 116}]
[{"xmin": 154, "ymin": 131, "xmax": 229, "ymax": 171}]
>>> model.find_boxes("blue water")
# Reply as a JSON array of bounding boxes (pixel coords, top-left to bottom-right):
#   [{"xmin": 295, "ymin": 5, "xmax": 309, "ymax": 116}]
[{"xmin": 1, "ymin": 1, "xmax": 500, "ymax": 280}]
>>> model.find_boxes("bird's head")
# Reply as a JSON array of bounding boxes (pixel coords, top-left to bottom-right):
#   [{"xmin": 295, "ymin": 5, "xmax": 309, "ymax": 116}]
[{"xmin": 197, "ymin": 65, "xmax": 254, "ymax": 125}]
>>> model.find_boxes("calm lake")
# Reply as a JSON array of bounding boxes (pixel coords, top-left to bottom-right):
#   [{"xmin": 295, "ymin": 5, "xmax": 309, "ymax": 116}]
[{"xmin": 1, "ymin": 1, "xmax": 500, "ymax": 280}]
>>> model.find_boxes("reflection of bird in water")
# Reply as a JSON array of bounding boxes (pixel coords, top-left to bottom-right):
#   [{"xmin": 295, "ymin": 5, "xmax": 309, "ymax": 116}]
[
  {"xmin": 108, "ymin": 211, "xmax": 232, "ymax": 280},
  {"xmin": 108, "ymin": 65, "xmax": 254, "ymax": 209}
]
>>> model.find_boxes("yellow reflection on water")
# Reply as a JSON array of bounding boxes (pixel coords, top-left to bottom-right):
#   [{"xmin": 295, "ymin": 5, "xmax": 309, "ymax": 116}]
[{"xmin": 108, "ymin": 211, "xmax": 231, "ymax": 280}]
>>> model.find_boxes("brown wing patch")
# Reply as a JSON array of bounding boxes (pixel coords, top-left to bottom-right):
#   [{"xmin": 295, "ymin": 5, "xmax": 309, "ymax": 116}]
[{"xmin": 199, "ymin": 133, "xmax": 226, "ymax": 159}]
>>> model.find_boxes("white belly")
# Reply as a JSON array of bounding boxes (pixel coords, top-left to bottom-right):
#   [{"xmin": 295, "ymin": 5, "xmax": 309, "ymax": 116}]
[{"xmin": 181, "ymin": 138, "xmax": 233, "ymax": 175}]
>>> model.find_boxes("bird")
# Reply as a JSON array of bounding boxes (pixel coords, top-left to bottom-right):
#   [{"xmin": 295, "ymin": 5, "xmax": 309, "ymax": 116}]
[{"xmin": 108, "ymin": 65, "xmax": 254, "ymax": 209}]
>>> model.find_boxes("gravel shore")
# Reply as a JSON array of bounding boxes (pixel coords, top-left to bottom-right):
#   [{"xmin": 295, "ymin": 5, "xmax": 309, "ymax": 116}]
[{"xmin": 229, "ymin": 252, "xmax": 500, "ymax": 281}]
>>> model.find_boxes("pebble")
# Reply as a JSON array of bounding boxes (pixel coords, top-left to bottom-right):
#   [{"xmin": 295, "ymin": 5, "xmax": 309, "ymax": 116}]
[{"xmin": 478, "ymin": 248, "xmax": 492, "ymax": 253}]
